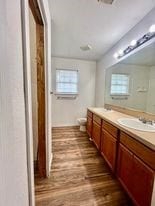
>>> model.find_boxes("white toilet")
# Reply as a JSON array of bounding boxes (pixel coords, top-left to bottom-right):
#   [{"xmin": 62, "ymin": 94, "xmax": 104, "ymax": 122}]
[{"xmin": 77, "ymin": 118, "xmax": 87, "ymax": 132}]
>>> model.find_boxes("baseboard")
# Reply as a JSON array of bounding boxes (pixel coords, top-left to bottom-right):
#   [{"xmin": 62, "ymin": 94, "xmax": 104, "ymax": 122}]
[
  {"xmin": 52, "ymin": 124, "xmax": 79, "ymax": 127},
  {"xmin": 52, "ymin": 125, "xmax": 79, "ymax": 129}
]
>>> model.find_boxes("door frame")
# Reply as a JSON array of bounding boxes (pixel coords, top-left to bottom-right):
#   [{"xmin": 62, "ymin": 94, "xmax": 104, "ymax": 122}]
[
  {"xmin": 29, "ymin": 0, "xmax": 46, "ymax": 178},
  {"xmin": 21, "ymin": 0, "xmax": 52, "ymax": 205}
]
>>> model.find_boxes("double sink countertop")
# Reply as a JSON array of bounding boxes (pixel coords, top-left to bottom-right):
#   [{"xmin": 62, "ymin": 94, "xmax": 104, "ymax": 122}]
[{"xmin": 88, "ymin": 107, "xmax": 155, "ymax": 151}]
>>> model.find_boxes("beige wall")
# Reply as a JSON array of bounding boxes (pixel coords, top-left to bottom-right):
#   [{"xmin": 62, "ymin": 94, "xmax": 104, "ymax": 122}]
[{"xmin": 29, "ymin": 9, "xmax": 38, "ymax": 161}]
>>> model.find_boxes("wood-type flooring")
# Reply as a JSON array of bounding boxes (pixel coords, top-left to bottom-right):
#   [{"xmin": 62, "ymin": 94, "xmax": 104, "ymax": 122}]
[{"xmin": 35, "ymin": 126, "xmax": 132, "ymax": 206}]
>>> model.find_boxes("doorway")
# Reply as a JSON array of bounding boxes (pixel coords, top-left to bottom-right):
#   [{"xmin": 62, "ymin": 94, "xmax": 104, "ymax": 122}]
[{"xmin": 29, "ymin": 0, "xmax": 46, "ymax": 178}]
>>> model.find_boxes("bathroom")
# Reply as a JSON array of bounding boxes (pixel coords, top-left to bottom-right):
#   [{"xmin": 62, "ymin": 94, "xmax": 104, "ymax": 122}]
[
  {"xmin": 34, "ymin": 1, "xmax": 155, "ymax": 206},
  {"xmin": 2, "ymin": 1, "xmax": 155, "ymax": 206}
]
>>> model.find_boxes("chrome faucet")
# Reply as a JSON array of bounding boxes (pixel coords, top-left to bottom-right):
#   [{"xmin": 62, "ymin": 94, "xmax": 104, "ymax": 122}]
[
  {"xmin": 139, "ymin": 117, "xmax": 154, "ymax": 125},
  {"xmin": 105, "ymin": 107, "xmax": 111, "ymax": 111}
]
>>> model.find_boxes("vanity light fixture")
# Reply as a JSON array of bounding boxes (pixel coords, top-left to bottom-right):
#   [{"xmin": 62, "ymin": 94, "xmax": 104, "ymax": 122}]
[
  {"xmin": 130, "ymin": 40, "xmax": 137, "ymax": 47},
  {"xmin": 149, "ymin": 24, "xmax": 155, "ymax": 33},
  {"xmin": 118, "ymin": 49, "xmax": 124, "ymax": 56},
  {"xmin": 113, "ymin": 53, "xmax": 118, "ymax": 59},
  {"xmin": 113, "ymin": 24, "xmax": 155, "ymax": 59}
]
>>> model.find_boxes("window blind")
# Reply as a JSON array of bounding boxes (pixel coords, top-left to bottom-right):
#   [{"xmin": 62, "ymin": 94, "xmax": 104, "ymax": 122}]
[
  {"xmin": 111, "ymin": 74, "xmax": 129, "ymax": 95},
  {"xmin": 56, "ymin": 69, "xmax": 78, "ymax": 94}
]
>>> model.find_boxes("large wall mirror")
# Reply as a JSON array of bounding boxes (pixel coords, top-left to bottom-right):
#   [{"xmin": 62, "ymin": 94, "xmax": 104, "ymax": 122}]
[{"xmin": 105, "ymin": 41, "xmax": 155, "ymax": 114}]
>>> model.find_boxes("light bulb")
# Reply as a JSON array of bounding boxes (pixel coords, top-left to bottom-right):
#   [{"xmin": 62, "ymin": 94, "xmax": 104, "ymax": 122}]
[
  {"xmin": 149, "ymin": 24, "xmax": 155, "ymax": 33},
  {"xmin": 118, "ymin": 49, "xmax": 124, "ymax": 56},
  {"xmin": 113, "ymin": 53, "xmax": 118, "ymax": 59},
  {"xmin": 130, "ymin": 40, "xmax": 137, "ymax": 47}
]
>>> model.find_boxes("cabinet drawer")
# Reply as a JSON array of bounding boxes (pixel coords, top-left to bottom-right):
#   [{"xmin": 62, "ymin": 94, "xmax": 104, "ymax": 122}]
[
  {"xmin": 102, "ymin": 120, "xmax": 118, "ymax": 138},
  {"xmin": 93, "ymin": 114, "xmax": 102, "ymax": 125},
  {"xmin": 87, "ymin": 110, "xmax": 93, "ymax": 118},
  {"xmin": 120, "ymin": 131, "xmax": 155, "ymax": 170}
]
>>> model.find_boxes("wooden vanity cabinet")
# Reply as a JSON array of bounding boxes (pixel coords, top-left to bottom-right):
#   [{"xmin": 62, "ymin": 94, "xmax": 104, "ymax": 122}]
[
  {"xmin": 117, "ymin": 144, "xmax": 134, "ymax": 194},
  {"xmin": 101, "ymin": 129, "xmax": 117, "ymax": 171},
  {"xmin": 117, "ymin": 132, "xmax": 154, "ymax": 206},
  {"xmin": 101, "ymin": 121, "xmax": 118, "ymax": 171},
  {"xmin": 132, "ymin": 156, "xmax": 154, "ymax": 206},
  {"xmin": 92, "ymin": 114, "xmax": 101, "ymax": 150},
  {"xmin": 86, "ymin": 110, "xmax": 93, "ymax": 138}
]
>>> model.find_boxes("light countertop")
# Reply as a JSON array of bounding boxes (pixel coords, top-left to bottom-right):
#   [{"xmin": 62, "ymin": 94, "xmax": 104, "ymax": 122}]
[{"xmin": 88, "ymin": 107, "xmax": 155, "ymax": 151}]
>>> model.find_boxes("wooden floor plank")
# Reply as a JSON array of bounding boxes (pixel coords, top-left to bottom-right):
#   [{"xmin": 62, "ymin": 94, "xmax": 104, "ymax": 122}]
[{"xmin": 35, "ymin": 126, "xmax": 132, "ymax": 206}]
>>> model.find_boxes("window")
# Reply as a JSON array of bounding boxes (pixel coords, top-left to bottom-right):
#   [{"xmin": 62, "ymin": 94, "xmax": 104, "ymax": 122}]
[
  {"xmin": 110, "ymin": 74, "xmax": 129, "ymax": 95},
  {"xmin": 56, "ymin": 69, "xmax": 78, "ymax": 94}
]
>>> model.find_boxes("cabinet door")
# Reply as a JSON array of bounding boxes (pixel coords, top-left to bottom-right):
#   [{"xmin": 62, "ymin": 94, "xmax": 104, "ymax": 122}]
[
  {"xmin": 117, "ymin": 144, "xmax": 134, "ymax": 193},
  {"xmin": 101, "ymin": 130, "xmax": 117, "ymax": 171},
  {"xmin": 92, "ymin": 121, "xmax": 101, "ymax": 150},
  {"xmin": 86, "ymin": 116, "xmax": 92, "ymax": 138},
  {"xmin": 132, "ymin": 156, "xmax": 154, "ymax": 206}
]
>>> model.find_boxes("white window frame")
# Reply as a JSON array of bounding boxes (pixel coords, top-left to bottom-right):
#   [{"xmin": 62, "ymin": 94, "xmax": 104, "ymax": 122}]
[
  {"xmin": 55, "ymin": 68, "xmax": 79, "ymax": 95},
  {"xmin": 110, "ymin": 73, "xmax": 130, "ymax": 96}
]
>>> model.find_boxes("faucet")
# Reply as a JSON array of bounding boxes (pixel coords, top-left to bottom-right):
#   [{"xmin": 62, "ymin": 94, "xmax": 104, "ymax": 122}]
[
  {"xmin": 105, "ymin": 106, "xmax": 111, "ymax": 111},
  {"xmin": 139, "ymin": 117, "xmax": 154, "ymax": 125}
]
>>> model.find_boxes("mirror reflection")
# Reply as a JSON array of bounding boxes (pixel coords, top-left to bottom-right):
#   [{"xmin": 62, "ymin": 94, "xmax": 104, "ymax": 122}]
[{"xmin": 105, "ymin": 42, "xmax": 155, "ymax": 114}]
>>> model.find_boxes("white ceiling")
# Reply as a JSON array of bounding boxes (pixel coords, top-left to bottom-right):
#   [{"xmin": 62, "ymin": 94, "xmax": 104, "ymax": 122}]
[
  {"xmin": 122, "ymin": 42, "xmax": 155, "ymax": 67},
  {"xmin": 48, "ymin": 0, "xmax": 155, "ymax": 61}
]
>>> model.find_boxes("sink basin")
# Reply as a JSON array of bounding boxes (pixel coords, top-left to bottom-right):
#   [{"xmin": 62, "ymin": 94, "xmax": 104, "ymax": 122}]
[
  {"xmin": 117, "ymin": 118, "xmax": 155, "ymax": 132},
  {"xmin": 94, "ymin": 108, "xmax": 113, "ymax": 113}
]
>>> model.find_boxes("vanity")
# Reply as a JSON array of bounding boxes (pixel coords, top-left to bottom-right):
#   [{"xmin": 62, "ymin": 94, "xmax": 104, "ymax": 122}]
[{"xmin": 86, "ymin": 108, "xmax": 155, "ymax": 206}]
